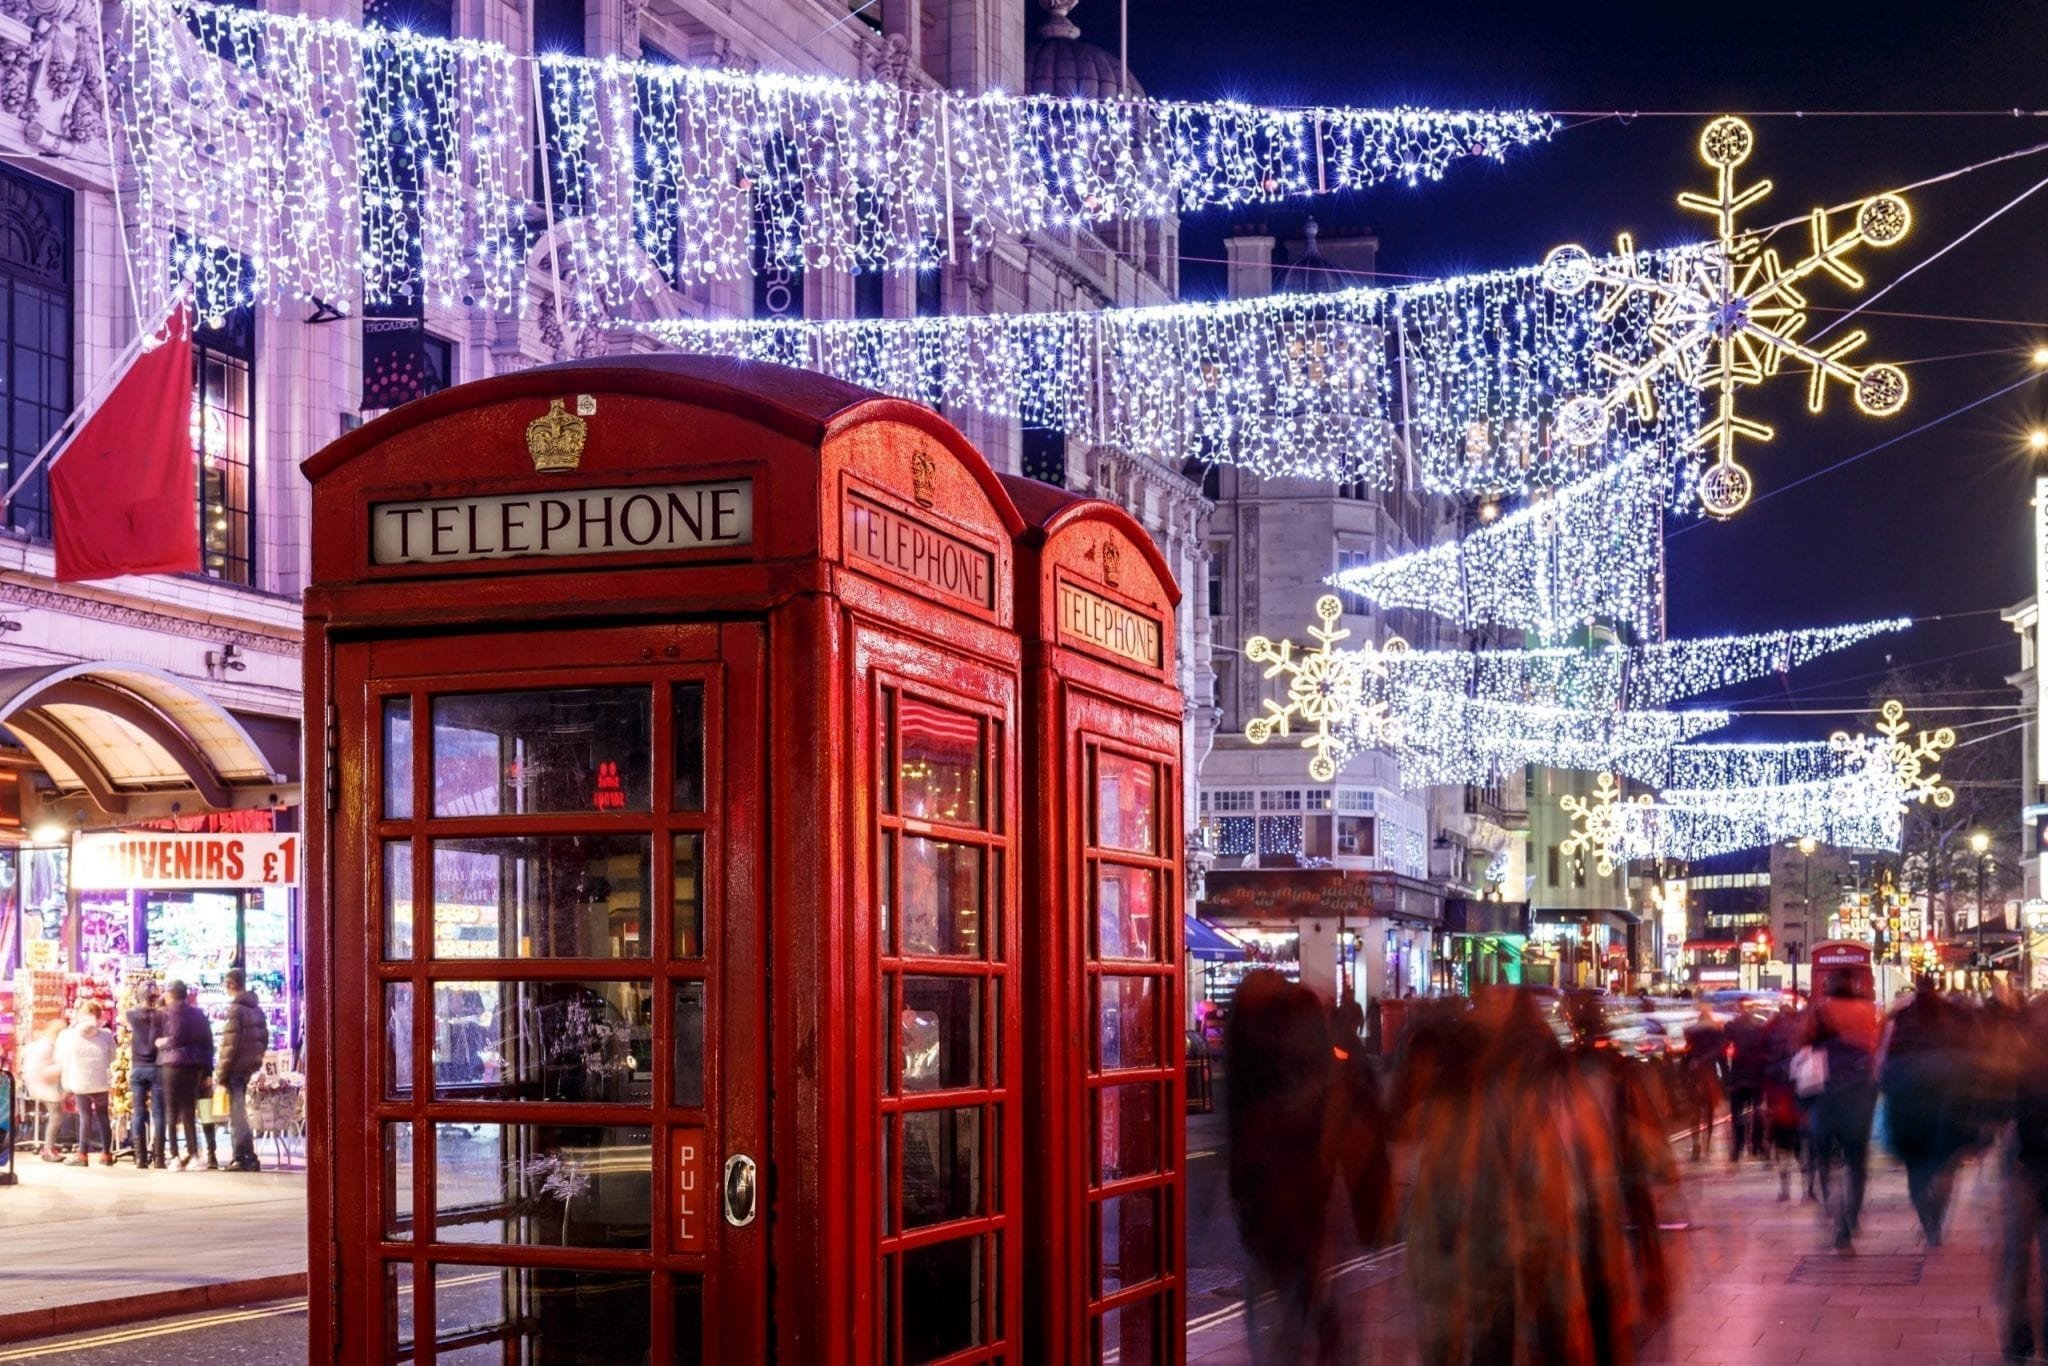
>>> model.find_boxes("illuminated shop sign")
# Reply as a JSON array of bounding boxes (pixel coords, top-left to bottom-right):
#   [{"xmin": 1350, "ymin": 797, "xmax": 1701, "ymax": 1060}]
[{"xmin": 71, "ymin": 832, "xmax": 301, "ymax": 889}]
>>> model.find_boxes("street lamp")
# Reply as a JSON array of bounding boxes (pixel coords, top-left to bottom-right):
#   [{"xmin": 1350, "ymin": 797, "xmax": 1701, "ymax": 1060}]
[
  {"xmin": 1972, "ymin": 830, "xmax": 1992, "ymax": 990},
  {"xmin": 1796, "ymin": 836, "xmax": 1817, "ymax": 1000}
]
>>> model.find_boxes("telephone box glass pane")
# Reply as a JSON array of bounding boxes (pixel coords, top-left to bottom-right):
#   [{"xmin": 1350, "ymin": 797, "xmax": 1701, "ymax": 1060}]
[
  {"xmin": 1095, "ymin": 1082, "xmax": 1161, "ymax": 1182},
  {"xmin": 387, "ymin": 1262, "xmax": 414, "ymax": 1351},
  {"xmin": 383, "ymin": 841, "xmax": 413, "ymax": 960},
  {"xmin": 897, "ymin": 696, "xmax": 982, "ymax": 827},
  {"xmin": 898, "ymin": 837, "xmax": 984, "ymax": 958},
  {"xmin": 435, "ymin": 1124, "xmax": 653, "ymax": 1248},
  {"xmin": 432, "ymin": 688, "xmax": 651, "ymax": 816},
  {"xmin": 672, "ymin": 833, "xmax": 703, "ymax": 958},
  {"xmin": 1095, "ymin": 865, "xmax": 1157, "ymax": 961},
  {"xmin": 1097, "ymin": 976, "xmax": 1158, "ymax": 1070},
  {"xmin": 1095, "ymin": 1297, "xmax": 1157, "ymax": 1366},
  {"xmin": 433, "ymin": 1266, "xmax": 649, "ymax": 1360},
  {"xmin": 431, "ymin": 981, "xmax": 653, "ymax": 1103},
  {"xmin": 384, "ymin": 1123, "xmax": 414, "ymax": 1241},
  {"xmin": 900, "ymin": 977, "xmax": 981, "ymax": 1092},
  {"xmin": 672, "ymin": 682, "xmax": 705, "ymax": 811},
  {"xmin": 1095, "ymin": 1188, "xmax": 1161, "ymax": 1293},
  {"xmin": 673, "ymin": 1275, "xmax": 704, "ymax": 1366},
  {"xmin": 671, "ymin": 980, "xmax": 705, "ymax": 1108},
  {"xmin": 901, "ymin": 1237, "xmax": 982, "ymax": 1364},
  {"xmin": 1094, "ymin": 753, "xmax": 1157, "ymax": 854},
  {"xmin": 384, "ymin": 983, "xmax": 413, "ymax": 1100},
  {"xmin": 430, "ymin": 836, "xmax": 652, "ymax": 959},
  {"xmin": 383, "ymin": 696, "xmax": 412, "ymax": 819},
  {"xmin": 899, "ymin": 1106, "xmax": 981, "ymax": 1229}
]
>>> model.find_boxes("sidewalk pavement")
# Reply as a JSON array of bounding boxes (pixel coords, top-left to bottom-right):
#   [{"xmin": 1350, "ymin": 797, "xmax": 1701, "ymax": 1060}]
[
  {"xmin": 1188, "ymin": 1133, "xmax": 2015, "ymax": 1365},
  {"xmin": 0, "ymin": 1150, "xmax": 307, "ymax": 1343}
]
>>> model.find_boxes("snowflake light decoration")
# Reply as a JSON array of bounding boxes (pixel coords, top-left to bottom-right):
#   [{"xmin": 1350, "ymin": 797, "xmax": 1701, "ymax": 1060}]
[
  {"xmin": 1543, "ymin": 115, "xmax": 1911, "ymax": 518},
  {"xmin": 1558, "ymin": 772, "xmax": 1652, "ymax": 877},
  {"xmin": 1829, "ymin": 697, "xmax": 1955, "ymax": 809},
  {"xmin": 1244, "ymin": 594, "xmax": 1406, "ymax": 782}
]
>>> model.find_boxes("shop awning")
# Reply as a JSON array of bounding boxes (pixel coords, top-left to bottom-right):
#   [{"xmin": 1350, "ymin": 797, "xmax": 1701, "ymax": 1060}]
[
  {"xmin": 0, "ymin": 662, "xmax": 296, "ymax": 828},
  {"xmin": 1185, "ymin": 915, "xmax": 1247, "ymax": 961}
]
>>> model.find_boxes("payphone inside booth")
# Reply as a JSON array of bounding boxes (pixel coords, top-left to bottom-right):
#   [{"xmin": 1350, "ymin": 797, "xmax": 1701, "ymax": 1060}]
[
  {"xmin": 1005, "ymin": 475, "xmax": 1186, "ymax": 1366},
  {"xmin": 302, "ymin": 355, "xmax": 1027, "ymax": 1363}
]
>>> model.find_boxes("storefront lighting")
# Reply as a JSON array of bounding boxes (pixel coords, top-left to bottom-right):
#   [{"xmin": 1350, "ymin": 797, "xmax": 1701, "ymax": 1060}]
[{"xmin": 28, "ymin": 821, "xmax": 68, "ymax": 846}]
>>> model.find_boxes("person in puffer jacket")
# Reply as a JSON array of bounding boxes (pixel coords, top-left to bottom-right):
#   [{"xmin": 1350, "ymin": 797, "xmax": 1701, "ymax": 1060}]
[
  {"xmin": 214, "ymin": 970, "xmax": 269, "ymax": 1172},
  {"xmin": 55, "ymin": 1005, "xmax": 116, "ymax": 1166},
  {"xmin": 158, "ymin": 980, "xmax": 215, "ymax": 1170}
]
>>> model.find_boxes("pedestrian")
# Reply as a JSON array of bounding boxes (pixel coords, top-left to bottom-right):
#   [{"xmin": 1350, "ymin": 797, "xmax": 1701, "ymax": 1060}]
[
  {"xmin": 1761, "ymin": 1003, "xmax": 1809, "ymax": 1202},
  {"xmin": 1999, "ymin": 993, "xmax": 2048, "ymax": 1361},
  {"xmin": 126, "ymin": 983, "xmax": 168, "ymax": 1169},
  {"xmin": 1724, "ymin": 999, "xmax": 1770, "ymax": 1162},
  {"xmin": 1224, "ymin": 969, "xmax": 1342, "ymax": 1364},
  {"xmin": 1680, "ymin": 1005, "xmax": 1726, "ymax": 1160},
  {"xmin": 55, "ymin": 1004, "xmax": 116, "ymax": 1166},
  {"xmin": 216, "ymin": 969, "xmax": 269, "ymax": 1172},
  {"xmin": 157, "ymin": 979, "xmax": 214, "ymax": 1171},
  {"xmin": 19, "ymin": 1019, "xmax": 66, "ymax": 1160},
  {"xmin": 1805, "ymin": 972, "xmax": 1881, "ymax": 1253},
  {"xmin": 1878, "ymin": 977, "xmax": 1969, "ymax": 1246}
]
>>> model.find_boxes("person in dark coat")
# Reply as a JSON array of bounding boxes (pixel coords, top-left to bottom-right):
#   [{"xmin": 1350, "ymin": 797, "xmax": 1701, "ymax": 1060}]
[
  {"xmin": 1679, "ymin": 1006, "xmax": 1726, "ymax": 1160},
  {"xmin": 1225, "ymin": 970, "xmax": 1344, "ymax": 1364},
  {"xmin": 1723, "ymin": 1001, "xmax": 1771, "ymax": 1162},
  {"xmin": 1879, "ymin": 978, "xmax": 1969, "ymax": 1246},
  {"xmin": 215, "ymin": 969, "xmax": 270, "ymax": 1172},
  {"xmin": 157, "ymin": 980, "xmax": 215, "ymax": 1170},
  {"xmin": 2000, "ymin": 994, "xmax": 2048, "ymax": 1360},
  {"xmin": 1807, "ymin": 973, "xmax": 1882, "ymax": 1252},
  {"xmin": 126, "ymin": 984, "xmax": 168, "ymax": 1169}
]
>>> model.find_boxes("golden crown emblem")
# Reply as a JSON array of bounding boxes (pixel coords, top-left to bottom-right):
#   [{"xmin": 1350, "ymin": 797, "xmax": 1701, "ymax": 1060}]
[{"xmin": 526, "ymin": 398, "xmax": 587, "ymax": 473}]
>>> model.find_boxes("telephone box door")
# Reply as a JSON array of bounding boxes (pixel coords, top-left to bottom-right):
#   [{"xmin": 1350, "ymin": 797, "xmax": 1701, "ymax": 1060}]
[{"xmin": 329, "ymin": 620, "xmax": 766, "ymax": 1363}]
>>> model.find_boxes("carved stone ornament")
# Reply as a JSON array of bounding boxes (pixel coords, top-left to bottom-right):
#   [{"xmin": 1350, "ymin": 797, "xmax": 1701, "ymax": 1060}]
[
  {"xmin": 0, "ymin": 0, "xmax": 106, "ymax": 149},
  {"xmin": 855, "ymin": 31, "xmax": 914, "ymax": 85},
  {"xmin": 911, "ymin": 450, "xmax": 936, "ymax": 507}
]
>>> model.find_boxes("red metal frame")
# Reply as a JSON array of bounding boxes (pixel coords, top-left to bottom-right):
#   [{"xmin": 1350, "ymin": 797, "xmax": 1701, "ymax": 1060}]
[
  {"xmin": 1006, "ymin": 476, "xmax": 1187, "ymax": 1365},
  {"xmin": 302, "ymin": 357, "xmax": 1035, "ymax": 1363}
]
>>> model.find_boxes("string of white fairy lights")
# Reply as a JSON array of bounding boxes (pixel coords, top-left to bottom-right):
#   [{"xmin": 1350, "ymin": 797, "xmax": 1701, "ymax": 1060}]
[
  {"xmin": 1617, "ymin": 744, "xmax": 1903, "ymax": 860},
  {"xmin": 110, "ymin": 0, "xmax": 1557, "ymax": 325},
  {"xmin": 1329, "ymin": 444, "xmax": 1676, "ymax": 638}
]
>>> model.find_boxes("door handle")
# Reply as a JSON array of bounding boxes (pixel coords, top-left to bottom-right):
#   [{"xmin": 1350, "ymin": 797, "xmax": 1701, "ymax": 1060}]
[{"xmin": 723, "ymin": 1152, "xmax": 757, "ymax": 1227}]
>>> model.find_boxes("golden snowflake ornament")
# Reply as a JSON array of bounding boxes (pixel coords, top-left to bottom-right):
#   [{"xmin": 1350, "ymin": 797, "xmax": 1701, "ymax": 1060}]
[
  {"xmin": 1244, "ymin": 594, "xmax": 1405, "ymax": 782},
  {"xmin": 1544, "ymin": 115, "xmax": 1910, "ymax": 518},
  {"xmin": 1830, "ymin": 698, "xmax": 1955, "ymax": 810},
  {"xmin": 1558, "ymin": 771, "xmax": 1652, "ymax": 878}
]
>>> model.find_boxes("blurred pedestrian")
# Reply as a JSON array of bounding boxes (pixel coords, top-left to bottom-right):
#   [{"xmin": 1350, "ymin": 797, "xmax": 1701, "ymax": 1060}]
[
  {"xmin": 1806, "ymin": 973, "xmax": 1881, "ymax": 1252},
  {"xmin": 20, "ymin": 1019, "xmax": 65, "ymax": 1161},
  {"xmin": 1999, "ymin": 994, "xmax": 2048, "ymax": 1360},
  {"xmin": 1878, "ymin": 977, "xmax": 1968, "ymax": 1246},
  {"xmin": 1224, "ymin": 970, "xmax": 1342, "ymax": 1364},
  {"xmin": 1680, "ymin": 1005, "xmax": 1725, "ymax": 1160},
  {"xmin": 127, "ymin": 983, "xmax": 168, "ymax": 1169},
  {"xmin": 158, "ymin": 979, "xmax": 214, "ymax": 1171},
  {"xmin": 1762, "ymin": 1002, "xmax": 1809, "ymax": 1201},
  {"xmin": 1724, "ymin": 999, "xmax": 1770, "ymax": 1162},
  {"xmin": 55, "ymin": 1004, "xmax": 115, "ymax": 1167}
]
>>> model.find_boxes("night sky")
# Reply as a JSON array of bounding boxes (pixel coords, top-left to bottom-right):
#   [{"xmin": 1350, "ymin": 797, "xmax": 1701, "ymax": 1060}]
[{"xmin": 1123, "ymin": 0, "xmax": 2048, "ymax": 738}]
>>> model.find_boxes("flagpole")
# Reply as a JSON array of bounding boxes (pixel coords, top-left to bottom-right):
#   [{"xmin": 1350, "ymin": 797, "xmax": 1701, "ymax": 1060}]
[{"xmin": 1, "ymin": 289, "xmax": 188, "ymax": 514}]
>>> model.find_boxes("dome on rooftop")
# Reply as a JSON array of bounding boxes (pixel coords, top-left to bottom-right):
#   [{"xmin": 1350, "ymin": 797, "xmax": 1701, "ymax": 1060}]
[
  {"xmin": 1276, "ymin": 218, "xmax": 1347, "ymax": 294},
  {"xmin": 1027, "ymin": 0, "xmax": 1141, "ymax": 100}
]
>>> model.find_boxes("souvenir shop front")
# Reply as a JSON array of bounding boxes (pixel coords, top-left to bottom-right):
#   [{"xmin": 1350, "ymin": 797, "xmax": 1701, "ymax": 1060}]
[{"xmin": 0, "ymin": 663, "xmax": 297, "ymax": 1087}]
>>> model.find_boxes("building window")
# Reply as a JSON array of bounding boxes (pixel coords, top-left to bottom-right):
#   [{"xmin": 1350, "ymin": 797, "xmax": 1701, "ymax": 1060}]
[
  {"xmin": 0, "ymin": 165, "xmax": 70, "ymax": 541},
  {"xmin": 1206, "ymin": 545, "xmax": 1225, "ymax": 616},
  {"xmin": 1020, "ymin": 426, "xmax": 1064, "ymax": 487},
  {"xmin": 1258, "ymin": 789, "xmax": 1302, "ymax": 813},
  {"xmin": 1209, "ymin": 790, "xmax": 1252, "ymax": 814},
  {"xmin": 1335, "ymin": 549, "xmax": 1371, "ymax": 615},
  {"xmin": 194, "ymin": 301, "xmax": 256, "ymax": 586}
]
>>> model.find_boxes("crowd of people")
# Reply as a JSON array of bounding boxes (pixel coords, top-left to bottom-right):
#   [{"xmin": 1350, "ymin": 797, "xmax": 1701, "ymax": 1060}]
[
  {"xmin": 1221, "ymin": 969, "xmax": 2048, "ymax": 1365},
  {"xmin": 16, "ymin": 970, "xmax": 272, "ymax": 1172}
]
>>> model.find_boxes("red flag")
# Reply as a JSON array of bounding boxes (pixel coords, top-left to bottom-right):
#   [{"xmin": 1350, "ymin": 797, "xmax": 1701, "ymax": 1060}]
[{"xmin": 52, "ymin": 309, "xmax": 199, "ymax": 583}]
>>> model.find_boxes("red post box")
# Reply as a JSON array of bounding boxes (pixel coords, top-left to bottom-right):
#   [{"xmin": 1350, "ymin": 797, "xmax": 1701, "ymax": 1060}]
[
  {"xmin": 302, "ymin": 356, "xmax": 1029, "ymax": 1362},
  {"xmin": 1006, "ymin": 475, "xmax": 1186, "ymax": 1365}
]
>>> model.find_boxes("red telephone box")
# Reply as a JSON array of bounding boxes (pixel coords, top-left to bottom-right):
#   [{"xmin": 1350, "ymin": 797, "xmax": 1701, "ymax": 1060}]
[
  {"xmin": 1006, "ymin": 475, "xmax": 1186, "ymax": 1365},
  {"xmin": 302, "ymin": 356, "xmax": 1030, "ymax": 1362}
]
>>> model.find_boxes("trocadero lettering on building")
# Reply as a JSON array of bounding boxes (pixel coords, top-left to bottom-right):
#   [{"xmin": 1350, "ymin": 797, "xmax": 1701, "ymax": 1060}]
[
  {"xmin": 370, "ymin": 481, "xmax": 753, "ymax": 565},
  {"xmin": 844, "ymin": 495, "xmax": 993, "ymax": 609},
  {"xmin": 1057, "ymin": 582, "xmax": 1161, "ymax": 667}
]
